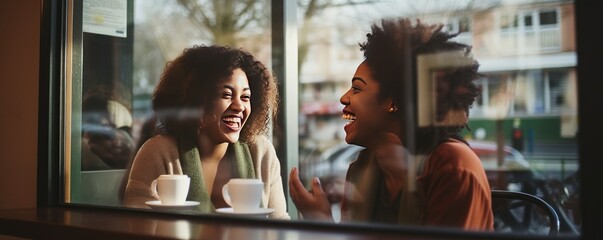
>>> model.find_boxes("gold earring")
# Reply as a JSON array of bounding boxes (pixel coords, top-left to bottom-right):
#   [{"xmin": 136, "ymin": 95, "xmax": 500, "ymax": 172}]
[{"xmin": 388, "ymin": 106, "xmax": 398, "ymax": 113}]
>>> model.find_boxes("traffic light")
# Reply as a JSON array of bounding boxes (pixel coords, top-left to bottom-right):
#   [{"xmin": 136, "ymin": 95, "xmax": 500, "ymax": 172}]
[{"xmin": 512, "ymin": 127, "xmax": 523, "ymax": 152}]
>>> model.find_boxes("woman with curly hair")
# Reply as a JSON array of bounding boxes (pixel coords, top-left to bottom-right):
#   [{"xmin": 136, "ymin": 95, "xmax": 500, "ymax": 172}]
[
  {"xmin": 125, "ymin": 45, "xmax": 290, "ymax": 219},
  {"xmin": 289, "ymin": 18, "xmax": 493, "ymax": 230}
]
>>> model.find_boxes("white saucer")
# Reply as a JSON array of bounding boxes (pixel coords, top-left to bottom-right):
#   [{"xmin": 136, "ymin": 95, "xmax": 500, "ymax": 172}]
[
  {"xmin": 145, "ymin": 200, "xmax": 200, "ymax": 210},
  {"xmin": 215, "ymin": 207, "xmax": 274, "ymax": 217}
]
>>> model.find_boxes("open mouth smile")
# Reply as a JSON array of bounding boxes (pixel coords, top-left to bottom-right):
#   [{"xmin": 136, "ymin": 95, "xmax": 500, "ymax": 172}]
[
  {"xmin": 342, "ymin": 111, "xmax": 356, "ymax": 126},
  {"xmin": 222, "ymin": 116, "xmax": 243, "ymax": 131}
]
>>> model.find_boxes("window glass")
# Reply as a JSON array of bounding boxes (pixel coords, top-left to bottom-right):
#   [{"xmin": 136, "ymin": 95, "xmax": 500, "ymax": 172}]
[
  {"xmin": 540, "ymin": 10, "xmax": 558, "ymax": 25},
  {"xmin": 297, "ymin": 0, "xmax": 579, "ymax": 236},
  {"xmin": 68, "ymin": 0, "xmax": 273, "ymax": 206},
  {"xmin": 501, "ymin": 13, "xmax": 518, "ymax": 29},
  {"xmin": 525, "ymin": 14, "xmax": 534, "ymax": 27},
  {"xmin": 64, "ymin": 0, "xmax": 580, "ymax": 237}
]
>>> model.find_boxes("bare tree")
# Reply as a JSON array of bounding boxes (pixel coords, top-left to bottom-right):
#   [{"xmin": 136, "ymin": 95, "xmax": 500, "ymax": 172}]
[
  {"xmin": 297, "ymin": 0, "xmax": 378, "ymax": 72},
  {"xmin": 175, "ymin": 0, "xmax": 382, "ymax": 70},
  {"xmin": 175, "ymin": 0, "xmax": 270, "ymax": 46}
]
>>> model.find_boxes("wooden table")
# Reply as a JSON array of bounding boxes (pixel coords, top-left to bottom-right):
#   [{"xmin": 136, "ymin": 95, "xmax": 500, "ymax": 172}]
[{"xmin": 0, "ymin": 207, "xmax": 574, "ymax": 239}]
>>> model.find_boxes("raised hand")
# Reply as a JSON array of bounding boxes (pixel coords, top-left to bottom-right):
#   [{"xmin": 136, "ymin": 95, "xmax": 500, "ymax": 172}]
[{"xmin": 288, "ymin": 167, "xmax": 333, "ymax": 221}]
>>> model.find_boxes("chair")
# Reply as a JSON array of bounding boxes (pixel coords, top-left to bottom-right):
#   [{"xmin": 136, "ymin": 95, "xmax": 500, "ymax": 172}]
[{"xmin": 491, "ymin": 190, "xmax": 560, "ymax": 236}]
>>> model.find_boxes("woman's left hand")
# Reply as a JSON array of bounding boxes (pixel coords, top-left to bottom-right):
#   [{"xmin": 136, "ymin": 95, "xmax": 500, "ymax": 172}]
[{"xmin": 288, "ymin": 167, "xmax": 333, "ymax": 221}]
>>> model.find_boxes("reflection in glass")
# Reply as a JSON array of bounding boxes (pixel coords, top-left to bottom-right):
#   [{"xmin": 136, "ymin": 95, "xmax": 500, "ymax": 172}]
[
  {"xmin": 65, "ymin": 0, "xmax": 580, "ymax": 236},
  {"xmin": 72, "ymin": 0, "xmax": 276, "ymax": 209},
  {"xmin": 81, "ymin": 85, "xmax": 135, "ymax": 171},
  {"xmin": 298, "ymin": 0, "xmax": 579, "ymax": 235}
]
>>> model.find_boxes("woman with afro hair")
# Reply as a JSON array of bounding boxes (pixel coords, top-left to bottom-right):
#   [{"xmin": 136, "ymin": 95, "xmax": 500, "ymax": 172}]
[
  {"xmin": 125, "ymin": 45, "xmax": 289, "ymax": 219},
  {"xmin": 289, "ymin": 18, "xmax": 493, "ymax": 230}
]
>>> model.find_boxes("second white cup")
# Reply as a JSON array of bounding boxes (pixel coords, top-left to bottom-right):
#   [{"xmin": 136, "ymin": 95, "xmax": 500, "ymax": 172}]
[
  {"xmin": 222, "ymin": 178, "xmax": 263, "ymax": 212},
  {"xmin": 151, "ymin": 174, "xmax": 190, "ymax": 205}
]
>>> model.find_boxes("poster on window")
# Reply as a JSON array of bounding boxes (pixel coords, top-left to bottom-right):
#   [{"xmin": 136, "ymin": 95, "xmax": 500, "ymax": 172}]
[{"xmin": 82, "ymin": 0, "xmax": 127, "ymax": 38}]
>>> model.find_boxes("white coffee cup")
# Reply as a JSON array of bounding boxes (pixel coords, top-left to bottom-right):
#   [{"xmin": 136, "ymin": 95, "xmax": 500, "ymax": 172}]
[
  {"xmin": 222, "ymin": 178, "xmax": 263, "ymax": 212},
  {"xmin": 151, "ymin": 174, "xmax": 190, "ymax": 205}
]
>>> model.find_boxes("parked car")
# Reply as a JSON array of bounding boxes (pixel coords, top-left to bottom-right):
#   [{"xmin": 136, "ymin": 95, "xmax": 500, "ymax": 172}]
[
  {"xmin": 467, "ymin": 140, "xmax": 530, "ymax": 171},
  {"xmin": 300, "ymin": 140, "xmax": 534, "ymax": 192},
  {"xmin": 465, "ymin": 140, "xmax": 539, "ymax": 191},
  {"xmin": 300, "ymin": 143, "xmax": 363, "ymax": 184}
]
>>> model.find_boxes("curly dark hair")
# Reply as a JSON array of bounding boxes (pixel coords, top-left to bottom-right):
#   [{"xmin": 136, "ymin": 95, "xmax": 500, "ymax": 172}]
[
  {"xmin": 359, "ymin": 18, "xmax": 481, "ymax": 153},
  {"xmin": 152, "ymin": 45, "xmax": 279, "ymax": 143}
]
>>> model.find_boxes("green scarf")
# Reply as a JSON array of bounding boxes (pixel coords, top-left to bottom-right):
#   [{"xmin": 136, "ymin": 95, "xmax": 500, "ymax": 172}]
[{"xmin": 178, "ymin": 135, "xmax": 256, "ymax": 212}]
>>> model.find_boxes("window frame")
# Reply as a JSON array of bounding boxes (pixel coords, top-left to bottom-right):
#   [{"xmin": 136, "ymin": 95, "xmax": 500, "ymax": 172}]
[{"xmin": 37, "ymin": 0, "xmax": 601, "ymax": 239}]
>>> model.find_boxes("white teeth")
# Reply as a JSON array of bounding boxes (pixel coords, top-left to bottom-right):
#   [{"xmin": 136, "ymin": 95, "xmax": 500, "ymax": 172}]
[
  {"xmin": 223, "ymin": 117, "xmax": 241, "ymax": 123},
  {"xmin": 342, "ymin": 114, "xmax": 356, "ymax": 121},
  {"xmin": 343, "ymin": 113, "xmax": 355, "ymax": 126}
]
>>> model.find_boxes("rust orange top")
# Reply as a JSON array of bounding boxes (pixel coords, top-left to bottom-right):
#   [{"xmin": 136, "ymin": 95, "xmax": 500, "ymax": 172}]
[{"xmin": 341, "ymin": 139, "xmax": 494, "ymax": 231}]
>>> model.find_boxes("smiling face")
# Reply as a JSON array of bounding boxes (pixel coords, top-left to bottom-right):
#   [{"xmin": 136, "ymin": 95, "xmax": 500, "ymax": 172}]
[
  {"xmin": 340, "ymin": 61, "xmax": 396, "ymax": 148},
  {"xmin": 200, "ymin": 68, "xmax": 251, "ymax": 144}
]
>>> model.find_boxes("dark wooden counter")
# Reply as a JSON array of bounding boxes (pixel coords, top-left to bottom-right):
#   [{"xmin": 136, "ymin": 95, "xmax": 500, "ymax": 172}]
[{"xmin": 0, "ymin": 207, "xmax": 576, "ymax": 239}]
